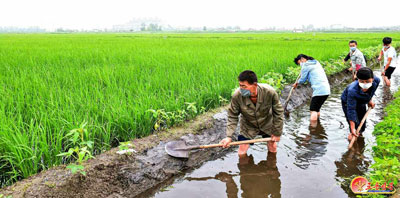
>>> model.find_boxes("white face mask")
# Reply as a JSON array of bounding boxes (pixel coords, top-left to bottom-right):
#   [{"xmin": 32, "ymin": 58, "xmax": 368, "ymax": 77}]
[{"xmin": 359, "ymin": 82, "xmax": 372, "ymax": 89}]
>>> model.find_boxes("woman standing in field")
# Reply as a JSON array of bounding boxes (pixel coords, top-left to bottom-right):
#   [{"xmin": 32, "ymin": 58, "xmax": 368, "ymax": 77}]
[{"xmin": 292, "ymin": 54, "xmax": 331, "ymax": 127}]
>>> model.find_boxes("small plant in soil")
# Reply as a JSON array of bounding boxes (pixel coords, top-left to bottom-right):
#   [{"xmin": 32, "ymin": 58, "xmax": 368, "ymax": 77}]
[
  {"xmin": 219, "ymin": 95, "xmax": 229, "ymax": 105},
  {"xmin": 57, "ymin": 122, "xmax": 94, "ymax": 176},
  {"xmin": 147, "ymin": 102, "xmax": 205, "ymax": 132},
  {"xmin": 117, "ymin": 141, "xmax": 136, "ymax": 155},
  {"xmin": 0, "ymin": 194, "xmax": 12, "ymax": 198},
  {"xmin": 160, "ymin": 185, "xmax": 174, "ymax": 192}
]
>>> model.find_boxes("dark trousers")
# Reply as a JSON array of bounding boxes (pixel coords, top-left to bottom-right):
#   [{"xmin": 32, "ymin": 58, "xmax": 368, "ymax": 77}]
[{"xmin": 341, "ymin": 101, "xmax": 367, "ymax": 133}]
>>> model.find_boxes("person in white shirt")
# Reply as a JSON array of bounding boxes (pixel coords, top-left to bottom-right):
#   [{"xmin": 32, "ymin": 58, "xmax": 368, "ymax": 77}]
[
  {"xmin": 378, "ymin": 37, "xmax": 397, "ymax": 87},
  {"xmin": 347, "ymin": 40, "xmax": 367, "ymax": 80}
]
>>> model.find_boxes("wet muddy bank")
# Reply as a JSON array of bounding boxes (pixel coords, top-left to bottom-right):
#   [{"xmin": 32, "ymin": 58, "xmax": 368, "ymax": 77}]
[{"xmin": 0, "ymin": 59, "xmax": 389, "ymax": 198}]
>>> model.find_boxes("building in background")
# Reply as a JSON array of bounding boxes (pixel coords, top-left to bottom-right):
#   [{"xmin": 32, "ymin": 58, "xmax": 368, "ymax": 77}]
[{"xmin": 112, "ymin": 18, "xmax": 164, "ymax": 32}]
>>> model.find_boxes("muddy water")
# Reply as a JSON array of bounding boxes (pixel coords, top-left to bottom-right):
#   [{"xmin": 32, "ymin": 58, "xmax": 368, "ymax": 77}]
[{"xmin": 146, "ymin": 66, "xmax": 399, "ymax": 198}]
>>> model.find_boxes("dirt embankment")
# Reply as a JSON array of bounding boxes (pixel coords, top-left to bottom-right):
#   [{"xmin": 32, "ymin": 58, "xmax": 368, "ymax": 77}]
[{"xmin": 0, "ymin": 63, "xmax": 368, "ymax": 198}]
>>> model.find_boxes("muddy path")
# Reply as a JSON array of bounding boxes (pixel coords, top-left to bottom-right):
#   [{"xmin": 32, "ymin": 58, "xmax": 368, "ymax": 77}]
[
  {"xmin": 142, "ymin": 65, "xmax": 399, "ymax": 198},
  {"xmin": 1, "ymin": 59, "xmax": 399, "ymax": 198}
]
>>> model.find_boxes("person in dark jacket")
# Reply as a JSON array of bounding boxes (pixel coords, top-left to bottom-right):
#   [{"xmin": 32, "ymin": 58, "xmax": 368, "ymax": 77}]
[{"xmin": 341, "ymin": 67, "xmax": 380, "ymax": 141}]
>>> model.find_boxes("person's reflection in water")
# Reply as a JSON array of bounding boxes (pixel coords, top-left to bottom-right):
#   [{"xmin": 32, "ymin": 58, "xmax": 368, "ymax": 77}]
[
  {"xmin": 294, "ymin": 120, "xmax": 328, "ymax": 169},
  {"xmin": 185, "ymin": 152, "xmax": 281, "ymax": 198},
  {"xmin": 238, "ymin": 153, "xmax": 281, "ymax": 198},
  {"xmin": 335, "ymin": 137, "xmax": 370, "ymax": 195}
]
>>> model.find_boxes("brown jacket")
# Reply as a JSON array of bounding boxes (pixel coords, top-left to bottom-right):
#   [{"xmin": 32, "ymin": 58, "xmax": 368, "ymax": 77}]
[{"xmin": 226, "ymin": 83, "xmax": 284, "ymax": 139}]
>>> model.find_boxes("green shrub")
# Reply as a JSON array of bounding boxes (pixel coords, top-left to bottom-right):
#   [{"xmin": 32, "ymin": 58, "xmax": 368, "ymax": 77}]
[{"xmin": 368, "ymin": 90, "xmax": 400, "ymax": 188}]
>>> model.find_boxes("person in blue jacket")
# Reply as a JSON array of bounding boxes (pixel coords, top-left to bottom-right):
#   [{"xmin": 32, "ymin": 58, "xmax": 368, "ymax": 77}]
[
  {"xmin": 293, "ymin": 54, "xmax": 331, "ymax": 126},
  {"xmin": 341, "ymin": 67, "xmax": 380, "ymax": 141}
]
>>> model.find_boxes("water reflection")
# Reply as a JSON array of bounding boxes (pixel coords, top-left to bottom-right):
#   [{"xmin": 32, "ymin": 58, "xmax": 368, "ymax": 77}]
[
  {"xmin": 186, "ymin": 153, "xmax": 281, "ymax": 198},
  {"xmin": 335, "ymin": 137, "xmax": 370, "ymax": 196},
  {"xmin": 293, "ymin": 120, "xmax": 328, "ymax": 169}
]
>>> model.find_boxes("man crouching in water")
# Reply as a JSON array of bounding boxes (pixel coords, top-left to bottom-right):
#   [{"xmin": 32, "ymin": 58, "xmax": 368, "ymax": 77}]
[{"xmin": 219, "ymin": 70, "xmax": 284, "ymax": 156}]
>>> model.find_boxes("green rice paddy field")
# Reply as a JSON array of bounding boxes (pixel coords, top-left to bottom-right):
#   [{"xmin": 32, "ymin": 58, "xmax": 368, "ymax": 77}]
[{"xmin": 1, "ymin": 32, "xmax": 400, "ymax": 186}]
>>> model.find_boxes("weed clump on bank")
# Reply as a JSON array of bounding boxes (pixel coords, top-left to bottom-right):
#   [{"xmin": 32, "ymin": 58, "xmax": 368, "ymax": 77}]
[{"xmin": 368, "ymin": 90, "xmax": 400, "ymax": 190}]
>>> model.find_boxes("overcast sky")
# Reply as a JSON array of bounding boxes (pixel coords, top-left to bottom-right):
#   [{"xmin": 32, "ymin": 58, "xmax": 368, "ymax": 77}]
[{"xmin": 1, "ymin": 0, "xmax": 399, "ymax": 30}]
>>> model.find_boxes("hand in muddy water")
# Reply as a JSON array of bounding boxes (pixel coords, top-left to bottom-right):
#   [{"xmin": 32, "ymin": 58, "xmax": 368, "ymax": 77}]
[{"xmin": 220, "ymin": 137, "xmax": 232, "ymax": 148}]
